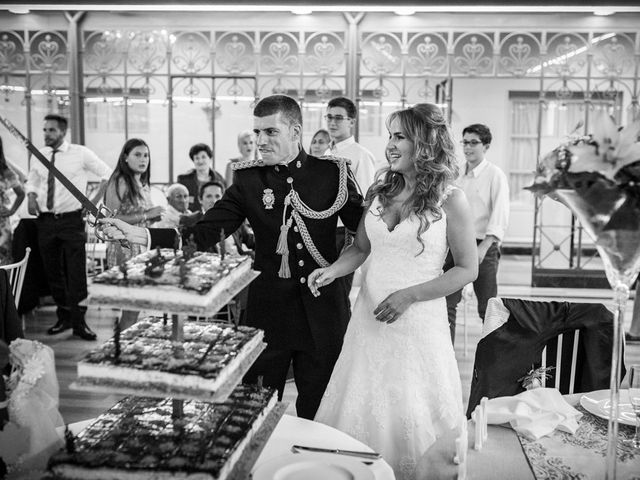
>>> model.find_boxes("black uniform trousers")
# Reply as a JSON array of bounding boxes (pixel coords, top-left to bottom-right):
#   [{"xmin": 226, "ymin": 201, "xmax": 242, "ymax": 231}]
[
  {"xmin": 36, "ymin": 211, "xmax": 88, "ymax": 327},
  {"xmin": 243, "ymin": 343, "xmax": 342, "ymax": 420}
]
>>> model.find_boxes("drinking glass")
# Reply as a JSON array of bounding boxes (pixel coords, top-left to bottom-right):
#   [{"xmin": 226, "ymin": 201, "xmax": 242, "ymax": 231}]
[
  {"xmin": 553, "ymin": 188, "xmax": 640, "ymax": 479},
  {"xmin": 629, "ymin": 365, "xmax": 640, "ymax": 448}
]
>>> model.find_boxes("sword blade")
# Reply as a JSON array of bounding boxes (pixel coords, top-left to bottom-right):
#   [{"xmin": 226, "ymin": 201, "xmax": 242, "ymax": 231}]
[{"xmin": 0, "ymin": 114, "xmax": 101, "ymax": 218}]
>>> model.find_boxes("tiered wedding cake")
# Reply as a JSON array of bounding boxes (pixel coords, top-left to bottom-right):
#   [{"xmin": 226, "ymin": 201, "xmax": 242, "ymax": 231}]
[{"xmin": 48, "ymin": 249, "xmax": 282, "ymax": 479}]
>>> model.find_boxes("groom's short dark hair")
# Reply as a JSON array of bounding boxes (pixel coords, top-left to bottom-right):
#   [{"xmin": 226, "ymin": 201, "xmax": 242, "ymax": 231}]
[{"xmin": 254, "ymin": 95, "xmax": 302, "ymax": 127}]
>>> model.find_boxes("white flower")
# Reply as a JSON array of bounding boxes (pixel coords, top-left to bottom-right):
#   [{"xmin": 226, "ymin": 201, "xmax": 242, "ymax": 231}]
[{"xmin": 567, "ymin": 112, "xmax": 640, "ymax": 181}]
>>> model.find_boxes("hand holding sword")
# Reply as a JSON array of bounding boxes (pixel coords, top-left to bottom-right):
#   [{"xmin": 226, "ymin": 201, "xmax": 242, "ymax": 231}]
[{"xmin": 0, "ymin": 114, "xmax": 127, "ymax": 246}]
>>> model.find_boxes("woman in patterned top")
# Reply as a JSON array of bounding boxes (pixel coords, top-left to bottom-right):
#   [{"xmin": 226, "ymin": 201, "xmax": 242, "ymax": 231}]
[
  {"xmin": 103, "ymin": 138, "xmax": 164, "ymax": 329},
  {"xmin": 103, "ymin": 138, "xmax": 164, "ymax": 268},
  {"xmin": 0, "ymin": 136, "xmax": 25, "ymax": 265}
]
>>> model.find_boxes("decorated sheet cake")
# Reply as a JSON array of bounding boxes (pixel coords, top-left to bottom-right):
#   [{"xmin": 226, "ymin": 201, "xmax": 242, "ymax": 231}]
[
  {"xmin": 74, "ymin": 317, "xmax": 265, "ymax": 401},
  {"xmin": 88, "ymin": 249, "xmax": 256, "ymax": 314},
  {"xmin": 48, "ymin": 385, "xmax": 278, "ymax": 480}
]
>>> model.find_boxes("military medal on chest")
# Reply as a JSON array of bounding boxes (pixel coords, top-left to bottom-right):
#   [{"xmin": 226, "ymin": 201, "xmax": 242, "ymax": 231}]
[{"xmin": 262, "ymin": 188, "xmax": 275, "ymax": 209}]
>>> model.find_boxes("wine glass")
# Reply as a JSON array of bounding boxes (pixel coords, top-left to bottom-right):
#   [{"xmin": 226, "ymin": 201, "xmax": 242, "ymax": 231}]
[
  {"xmin": 629, "ymin": 365, "xmax": 640, "ymax": 448},
  {"xmin": 553, "ymin": 188, "xmax": 640, "ymax": 479}
]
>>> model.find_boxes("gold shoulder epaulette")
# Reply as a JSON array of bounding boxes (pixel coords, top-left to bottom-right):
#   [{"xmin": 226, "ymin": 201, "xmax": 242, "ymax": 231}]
[
  {"xmin": 231, "ymin": 159, "xmax": 264, "ymax": 171},
  {"xmin": 318, "ymin": 154, "xmax": 352, "ymax": 166}
]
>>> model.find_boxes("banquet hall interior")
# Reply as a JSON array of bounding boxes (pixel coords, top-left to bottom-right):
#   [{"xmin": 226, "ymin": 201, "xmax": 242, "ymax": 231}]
[{"xmin": 1, "ymin": 1, "xmax": 640, "ymax": 478}]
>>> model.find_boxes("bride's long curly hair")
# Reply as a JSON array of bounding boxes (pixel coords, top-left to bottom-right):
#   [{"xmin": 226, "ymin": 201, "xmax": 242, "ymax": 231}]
[{"xmin": 366, "ymin": 103, "xmax": 459, "ymax": 252}]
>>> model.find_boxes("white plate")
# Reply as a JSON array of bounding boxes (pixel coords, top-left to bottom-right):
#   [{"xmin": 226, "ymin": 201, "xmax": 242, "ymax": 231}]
[
  {"xmin": 252, "ymin": 452, "xmax": 375, "ymax": 480},
  {"xmin": 580, "ymin": 389, "xmax": 637, "ymax": 427}
]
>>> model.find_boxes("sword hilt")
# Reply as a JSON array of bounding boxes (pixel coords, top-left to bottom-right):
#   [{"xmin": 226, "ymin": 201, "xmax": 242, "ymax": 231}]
[{"xmin": 92, "ymin": 205, "xmax": 131, "ymax": 249}]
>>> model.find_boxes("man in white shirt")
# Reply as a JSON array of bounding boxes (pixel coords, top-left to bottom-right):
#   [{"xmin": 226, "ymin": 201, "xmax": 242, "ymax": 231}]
[
  {"xmin": 26, "ymin": 114, "xmax": 111, "ymax": 340},
  {"xmin": 324, "ymin": 97, "xmax": 377, "ymax": 297},
  {"xmin": 324, "ymin": 97, "xmax": 376, "ymax": 195},
  {"xmin": 156, "ymin": 183, "xmax": 190, "ymax": 228},
  {"xmin": 444, "ymin": 123, "xmax": 510, "ymax": 344}
]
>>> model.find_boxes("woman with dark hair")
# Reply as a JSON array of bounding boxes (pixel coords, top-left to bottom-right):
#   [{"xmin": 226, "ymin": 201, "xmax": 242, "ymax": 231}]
[
  {"xmin": 308, "ymin": 104, "xmax": 478, "ymax": 480},
  {"xmin": 0, "ymin": 136, "xmax": 25, "ymax": 265},
  {"xmin": 178, "ymin": 143, "xmax": 226, "ymax": 212},
  {"xmin": 103, "ymin": 138, "xmax": 163, "ymax": 267}
]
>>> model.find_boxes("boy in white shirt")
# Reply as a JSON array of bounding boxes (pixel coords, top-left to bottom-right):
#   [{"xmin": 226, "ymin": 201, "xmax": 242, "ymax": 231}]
[{"xmin": 444, "ymin": 123, "xmax": 510, "ymax": 344}]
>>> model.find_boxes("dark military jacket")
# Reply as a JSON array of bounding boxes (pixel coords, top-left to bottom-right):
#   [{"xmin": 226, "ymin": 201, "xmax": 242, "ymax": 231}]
[{"xmin": 151, "ymin": 149, "xmax": 364, "ymax": 351}]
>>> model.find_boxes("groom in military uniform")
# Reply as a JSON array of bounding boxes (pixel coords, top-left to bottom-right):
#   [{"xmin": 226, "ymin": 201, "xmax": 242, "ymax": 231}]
[{"xmin": 101, "ymin": 95, "xmax": 364, "ymax": 419}]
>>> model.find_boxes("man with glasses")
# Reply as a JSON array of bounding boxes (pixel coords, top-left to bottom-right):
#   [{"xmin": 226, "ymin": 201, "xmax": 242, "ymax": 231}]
[
  {"xmin": 324, "ymin": 97, "xmax": 376, "ymax": 298},
  {"xmin": 444, "ymin": 123, "xmax": 509, "ymax": 344},
  {"xmin": 324, "ymin": 97, "xmax": 376, "ymax": 195}
]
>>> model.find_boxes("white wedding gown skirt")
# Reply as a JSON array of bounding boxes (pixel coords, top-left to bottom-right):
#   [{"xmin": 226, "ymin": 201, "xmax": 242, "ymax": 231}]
[{"xmin": 315, "ymin": 197, "xmax": 463, "ymax": 480}]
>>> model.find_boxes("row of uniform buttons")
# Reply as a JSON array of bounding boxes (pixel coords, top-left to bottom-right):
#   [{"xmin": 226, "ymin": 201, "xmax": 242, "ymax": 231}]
[{"xmin": 292, "ymin": 223, "xmax": 307, "ymax": 283}]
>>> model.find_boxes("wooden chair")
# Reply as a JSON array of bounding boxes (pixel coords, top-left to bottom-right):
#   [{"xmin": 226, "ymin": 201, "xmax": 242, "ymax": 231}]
[{"xmin": 0, "ymin": 247, "xmax": 31, "ymax": 329}]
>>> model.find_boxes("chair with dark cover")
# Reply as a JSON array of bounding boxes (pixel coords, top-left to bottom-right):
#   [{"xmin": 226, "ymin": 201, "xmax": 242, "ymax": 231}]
[
  {"xmin": 0, "ymin": 247, "xmax": 30, "ymax": 310},
  {"xmin": 0, "ymin": 248, "xmax": 30, "ymax": 334},
  {"xmin": 11, "ymin": 219, "xmax": 49, "ymax": 315},
  {"xmin": 466, "ymin": 297, "xmax": 623, "ymax": 417},
  {"xmin": 0, "ymin": 269, "xmax": 23, "ymax": 344}
]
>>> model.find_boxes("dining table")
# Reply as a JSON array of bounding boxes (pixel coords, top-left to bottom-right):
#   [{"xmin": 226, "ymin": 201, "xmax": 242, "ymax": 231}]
[{"xmin": 417, "ymin": 391, "xmax": 640, "ymax": 480}]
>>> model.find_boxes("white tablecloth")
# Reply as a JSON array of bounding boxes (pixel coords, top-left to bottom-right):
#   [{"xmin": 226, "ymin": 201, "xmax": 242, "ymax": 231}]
[{"xmin": 254, "ymin": 414, "xmax": 395, "ymax": 479}]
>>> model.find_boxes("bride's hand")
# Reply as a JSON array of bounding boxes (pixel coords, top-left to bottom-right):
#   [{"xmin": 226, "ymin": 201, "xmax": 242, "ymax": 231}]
[
  {"xmin": 374, "ymin": 289, "xmax": 415, "ymax": 324},
  {"xmin": 308, "ymin": 267, "xmax": 336, "ymax": 297}
]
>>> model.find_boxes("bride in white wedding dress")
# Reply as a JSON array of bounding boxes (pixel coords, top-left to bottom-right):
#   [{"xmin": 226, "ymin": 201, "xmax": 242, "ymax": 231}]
[{"xmin": 308, "ymin": 104, "xmax": 478, "ymax": 480}]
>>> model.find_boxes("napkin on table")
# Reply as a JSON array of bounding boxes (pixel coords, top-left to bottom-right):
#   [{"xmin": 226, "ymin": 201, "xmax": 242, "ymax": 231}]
[{"xmin": 485, "ymin": 388, "xmax": 582, "ymax": 440}]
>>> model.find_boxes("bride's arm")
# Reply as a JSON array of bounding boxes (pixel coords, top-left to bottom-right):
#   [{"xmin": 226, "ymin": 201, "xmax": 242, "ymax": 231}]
[
  {"xmin": 308, "ymin": 211, "xmax": 370, "ymax": 296},
  {"xmin": 373, "ymin": 189, "xmax": 478, "ymax": 323}
]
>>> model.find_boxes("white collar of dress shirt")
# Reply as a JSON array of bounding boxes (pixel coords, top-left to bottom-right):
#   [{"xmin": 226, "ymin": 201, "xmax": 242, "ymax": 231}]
[
  {"xmin": 46, "ymin": 140, "xmax": 69, "ymax": 154},
  {"xmin": 330, "ymin": 135, "xmax": 356, "ymax": 151},
  {"xmin": 464, "ymin": 158, "xmax": 489, "ymax": 177}
]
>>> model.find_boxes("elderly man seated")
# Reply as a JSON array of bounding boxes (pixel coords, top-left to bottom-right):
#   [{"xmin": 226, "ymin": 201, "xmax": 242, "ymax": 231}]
[{"xmin": 155, "ymin": 183, "xmax": 190, "ymax": 228}]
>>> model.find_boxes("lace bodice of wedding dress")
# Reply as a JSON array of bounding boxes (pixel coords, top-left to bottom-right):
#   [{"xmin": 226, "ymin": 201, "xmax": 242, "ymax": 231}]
[{"xmin": 315, "ymin": 195, "xmax": 463, "ymax": 480}]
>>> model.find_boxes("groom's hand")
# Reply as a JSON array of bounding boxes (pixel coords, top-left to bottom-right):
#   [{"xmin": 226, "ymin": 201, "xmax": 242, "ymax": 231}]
[{"xmin": 98, "ymin": 217, "xmax": 148, "ymax": 245}]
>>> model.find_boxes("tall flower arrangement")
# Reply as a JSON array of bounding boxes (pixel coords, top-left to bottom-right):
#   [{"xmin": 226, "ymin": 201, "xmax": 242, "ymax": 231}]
[{"xmin": 529, "ymin": 112, "xmax": 640, "ymax": 479}]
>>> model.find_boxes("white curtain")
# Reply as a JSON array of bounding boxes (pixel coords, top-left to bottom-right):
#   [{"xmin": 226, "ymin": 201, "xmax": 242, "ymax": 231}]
[{"xmin": 509, "ymin": 100, "xmax": 539, "ymax": 203}]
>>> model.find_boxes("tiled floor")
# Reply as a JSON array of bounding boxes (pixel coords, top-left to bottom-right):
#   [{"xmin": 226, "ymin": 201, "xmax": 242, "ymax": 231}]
[{"xmin": 21, "ymin": 255, "xmax": 640, "ymax": 424}]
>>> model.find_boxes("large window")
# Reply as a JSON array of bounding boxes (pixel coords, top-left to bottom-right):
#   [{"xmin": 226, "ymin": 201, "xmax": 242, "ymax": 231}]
[
  {"xmin": 85, "ymin": 100, "xmax": 149, "ymax": 133},
  {"xmin": 508, "ymin": 91, "xmax": 623, "ymax": 205}
]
